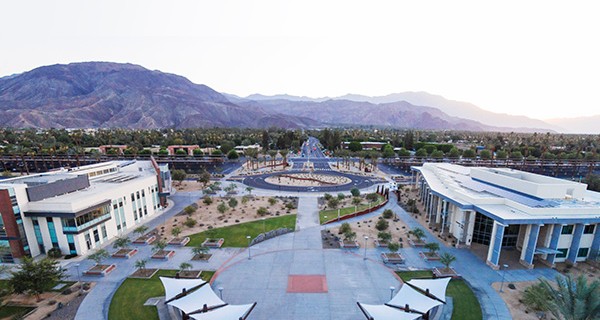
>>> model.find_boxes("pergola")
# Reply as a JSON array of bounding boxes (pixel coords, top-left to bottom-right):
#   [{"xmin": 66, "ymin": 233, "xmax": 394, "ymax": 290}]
[
  {"xmin": 357, "ymin": 277, "xmax": 451, "ymax": 320},
  {"xmin": 160, "ymin": 277, "xmax": 256, "ymax": 320}
]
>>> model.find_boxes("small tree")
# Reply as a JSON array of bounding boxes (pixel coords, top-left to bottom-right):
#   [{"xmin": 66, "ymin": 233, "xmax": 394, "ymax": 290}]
[
  {"xmin": 408, "ymin": 227, "xmax": 426, "ymax": 242},
  {"xmin": 171, "ymin": 227, "xmax": 182, "ymax": 238},
  {"xmin": 153, "ymin": 240, "xmax": 168, "ymax": 253},
  {"xmin": 184, "ymin": 205, "xmax": 196, "ymax": 215},
  {"xmin": 375, "ymin": 219, "xmax": 389, "ymax": 231},
  {"xmin": 323, "ymin": 193, "xmax": 333, "ymax": 201},
  {"xmin": 228, "ymin": 197, "xmax": 238, "ymax": 209},
  {"xmin": 241, "ymin": 195, "xmax": 250, "ymax": 204},
  {"xmin": 328, "ymin": 198, "xmax": 340, "ymax": 209},
  {"xmin": 179, "ymin": 262, "xmax": 192, "ymax": 272},
  {"xmin": 378, "ymin": 232, "xmax": 392, "ymax": 242},
  {"xmin": 227, "ymin": 149, "xmax": 239, "ymax": 160},
  {"xmin": 352, "ymin": 197, "xmax": 362, "ymax": 206},
  {"xmin": 382, "ymin": 209, "xmax": 394, "ymax": 219},
  {"xmin": 88, "ymin": 249, "xmax": 110, "ymax": 266},
  {"xmin": 337, "ymin": 193, "xmax": 346, "ymax": 201},
  {"xmin": 424, "ymin": 242, "xmax": 440, "ymax": 255},
  {"xmin": 246, "ymin": 186, "xmax": 254, "ymax": 195},
  {"xmin": 339, "ymin": 222, "xmax": 352, "ymax": 235},
  {"xmin": 350, "ymin": 188, "xmax": 360, "ymax": 197},
  {"xmin": 184, "ymin": 217, "xmax": 197, "ymax": 228},
  {"xmin": 197, "ymin": 171, "xmax": 211, "ymax": 187},
  {"xmin": 217, "ymin": 202, "xmax": 228, "ymax": 214},
  {"xmin": 203, "ymin": 196, "xmax": 213, "ymax": 205},
  {"xmin": 134, "ymin": 225, "xmax": 148, "ymax": 237},
  {"xmin": 257, "ymin": 207, "xmax": 269, "ymax": 216},
  {"xmin": 113, "ymin": 237, "xmax": 132, "ymax": 250},
  {"xmin": 192, "ymin": 246, "xmax": 209, "ymax": 258},
  {"xmin": 135, "ymin": 259, "xmax": 147, "ymax": 270},
  {"xmin": 366, "ymin": 193, "xmax": 379, "ymax": 203},
  {"xmin": 268, "ymin": 198, "xmax": 277, "ymax": 206},
  {"xmin": 439, "ymin": 252, "xmax": 456, "ymax": 271},
  {"xmin": 344, "ymin": 231, "xmax": 357, "ymax": 242},
  {"xmin": 171, "ymin": 169, "xmax": 187, "ymax": 185},
  {"xmin": 9, "ymin": 258, "xmax": 65, "ymax": 301},
  {"xmin": 387, "ymin": 242, "xmax": 400, "ymax": 253}
]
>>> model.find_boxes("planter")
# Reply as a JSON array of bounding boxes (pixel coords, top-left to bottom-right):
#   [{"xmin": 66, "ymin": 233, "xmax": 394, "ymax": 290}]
[
  {"xmin": 374, "ymin": 240, "xmax": 388, "ymax": 247},
  {"xmin": 381, "ymin": 252, "xmax": 405, "ymax": 264},
  {"xmin": 433, "ymin": 267, "xmax": 461, "ymax": 278},
  {"xmin": 420, "ymin": 252, "xmax": 441, "ymax": 261},
  {"xmin": 339, "ymin": 240, "xmax": 359, "ymax": 248},
  {"xmin": 129, "ymin": 268, "xmax": 159, "ymax": 279},
  {"xmin": 192, "ymin": 253, "xmax": 213, "ymax": 261},
  {"xmin": 112, "ymin": 248, "xmax": 138, "ymax": 259},
  {"xmin": 168, "ymin": 237, "xmax": 190, "ymax": 246},
  {"xmin": 133, "ymin": 235, "xmax": 157, "ymax": 245},
  {"xmin": 84, "ymin": 264, "xmax": 116, "ymax": 276},
  {"xmin": 151, "ymin": 250, "xmax": 176, "ymax": 260},
  {"xmin": 408, "ymin": 239, "xmax": 426, "ymax": 247},
  {"xmin": 177, "ymin": 270, "xmax": 203, "ymax": 279},
  {"xmin": 201, "ymin": 238, "xmax": 224, "ymax": 248}
]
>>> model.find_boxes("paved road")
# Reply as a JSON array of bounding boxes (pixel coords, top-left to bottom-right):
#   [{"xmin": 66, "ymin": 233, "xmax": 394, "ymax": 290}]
[{"xmin": 242, "ymin": 169, "xmax": 381, "ymax": 192}]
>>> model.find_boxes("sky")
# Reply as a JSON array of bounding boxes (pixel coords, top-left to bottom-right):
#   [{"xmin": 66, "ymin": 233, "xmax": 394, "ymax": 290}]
[{"xmin": 1, "ymin": 0, "xmax": 599, "ymax": 120}]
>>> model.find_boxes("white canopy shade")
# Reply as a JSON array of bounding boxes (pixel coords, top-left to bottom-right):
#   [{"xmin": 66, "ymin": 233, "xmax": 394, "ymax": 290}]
[
  {"xmin": 167, "ymin": 282, "xmax": 225, "ymax": 314},
  {"xmin": 357, "ymin": 303, "xmax": 421, "ymax": 320},
  {"xmin": 387, "ymin": 283, "xmax": 442, "ymax": 313},
  {"xmin": 406, "ymin": 277, "xmax": 451, "ymax": 303},
  {"xmin": 190, "ymin": 304, "xmax": 255, "ymax": 320},
  {"xmin": 159, "ymin": 277, "xmax": 206, "ymax": 302}
]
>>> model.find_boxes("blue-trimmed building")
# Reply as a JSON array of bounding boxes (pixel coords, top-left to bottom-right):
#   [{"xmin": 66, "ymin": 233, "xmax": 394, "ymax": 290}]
[{"xmin": 412, "ymin": 163, "xmax": 600, "ymax": 269}]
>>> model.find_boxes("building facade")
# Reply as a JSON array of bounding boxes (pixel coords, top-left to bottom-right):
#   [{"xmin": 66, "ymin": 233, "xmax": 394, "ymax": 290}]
[
  {"xmin": 412, "ymin": 163, "xmax": 600, "ymax": 269},
  {"xmin": 0, "ymin": 160, "xmax": 171, "ymax": 262}
]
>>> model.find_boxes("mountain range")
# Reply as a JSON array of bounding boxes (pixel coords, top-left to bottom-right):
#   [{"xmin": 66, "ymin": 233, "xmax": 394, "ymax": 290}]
[{"xmin": 0, "ymin": 62, "xmax": 595, "ymax": 133}]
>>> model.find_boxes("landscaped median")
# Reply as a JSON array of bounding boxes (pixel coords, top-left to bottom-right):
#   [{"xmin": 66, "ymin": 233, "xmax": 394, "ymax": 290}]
[
  {"xmin": 108, "ymin": 269, "xmax": 215, "ymax": 320},
  {"xmin": 186, "ymin": 214, "xmax": 296, "ymax": 247},
  {"xmin": 396, "ymin": 270, "xmax": 482, "ymax": 320},
  {"xmin": 319, "ymin": 193, "xmax": 387, "ymax": 224}
]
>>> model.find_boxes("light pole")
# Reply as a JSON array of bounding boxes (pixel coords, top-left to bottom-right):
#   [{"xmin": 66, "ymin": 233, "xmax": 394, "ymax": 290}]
[
  {"xmin": 74, "ymin": 263, "xmax": 82, "ymax": 293},
  {"xmin": 337, "ymin": 208, "xmax": 340, "ymax": 222},
  {"xmin": 218, "ymin": 287, "xmax": 223, "ymax": 299},
  {"xmin": 363, "ymin": 236, "xmax": 369, "ymax": 260},
  {"xmin": 499, "ymin": 264, "xmax": 509, "ymax": 292},
  {"xmin": 324, "ymin": 216, "xmax": 327, "ymax": 224},
  {"xmin": 247, "ymin": 236, "xmax": 252, "ymax": 260},
  {"xmin": 389, "ymin": 286, "xmax": 395, "ymax": 300},
  {"xmin": 262, "ymin": 218, "xmax": 266, "ymax": 234}
]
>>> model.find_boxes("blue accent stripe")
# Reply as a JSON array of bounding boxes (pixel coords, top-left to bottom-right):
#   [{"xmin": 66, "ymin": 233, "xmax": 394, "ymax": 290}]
[
  {"xmin": 590, "ymin": 226, "xmax": 600, "ymax": 260},
  {"xmin": 490, "ymin": 224, "xmax": 505, "ymax": 265},
  {"xmin": 567, "ymin": 224, "xmax": 585, "ymax": 263},
  {"xmin": 524, "ymin": 224, "xmax": 540, "ymax": 264}
]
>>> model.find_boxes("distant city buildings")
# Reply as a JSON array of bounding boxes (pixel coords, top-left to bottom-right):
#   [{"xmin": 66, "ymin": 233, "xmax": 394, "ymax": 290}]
[
  {"xmin": 413, "ymin": 163, "xmax": 600, "ymax": 269},
  {"xmin": 0, "ymin": 159, "xmax": 171, "ymax": 262},
  {"xmin": 341, "ymin": 141, "xmax": 386, "ymax": 151},
  {"xmin": 234, "ymin": 144, "xmax": 262, "ymax": 155}
]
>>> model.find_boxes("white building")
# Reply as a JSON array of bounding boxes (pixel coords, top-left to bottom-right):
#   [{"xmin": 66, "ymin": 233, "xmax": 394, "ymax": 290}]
[
  {"xmin": 0, "ymin": 160, "xmax": 171, "ymax": 262},
  {"xmin": 412, "ymin": 163, "xmax": 600, "ymax": 269}
]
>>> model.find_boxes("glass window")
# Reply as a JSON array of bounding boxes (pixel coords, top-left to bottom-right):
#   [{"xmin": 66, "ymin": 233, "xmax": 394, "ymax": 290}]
[
  {"xmin": 85, "ymin": 234, "xmax": 92, "ymax": 250},
  {"xmin": 561, "ymin": 225, "xmax": 574, "ymax": 235},
  {"xmin": 577, "ymin": 248, "xmax": 589, "ymax": 258},
  {"xmin": 93, "ymin": 229, "xmax": 100, "ymax": 243},
  {"xmin": 556, "ymin": 248, "xmax": 568, "ymax": 258},
  {"xmin": 101, "ymin": 226, "xmax": 107, "ymax": 239},
  {"xmin": 583, "ymin": 225, "xmax": 595, "ymax": 234},
  {"xmin": 136, "ymin": 191, "xmax": 140, "ymax": 199}
]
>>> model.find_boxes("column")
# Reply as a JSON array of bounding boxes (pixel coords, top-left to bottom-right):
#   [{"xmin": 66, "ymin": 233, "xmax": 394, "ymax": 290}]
[
  {"xmin": 567, "ymin": 224, "xmax": 585, "ymax": 264},
  {"xmin": 486, "ymin": 221, "xmax": 505, "ymax": 269},
  {"xmin": 544, "ymin": 224, "xmax": 562, "ymax": 266},
  {"xmin": 520, "ymin": 224, "xmax": 540, "ymax": 269},
  {"xmin": 589, "ymin": 224, "xmax": 600, "ymax": 260}
]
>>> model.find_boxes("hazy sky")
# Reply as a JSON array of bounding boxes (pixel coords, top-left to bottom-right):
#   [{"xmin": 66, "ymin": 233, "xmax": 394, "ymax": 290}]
[{"xmin": 1, "ymin": 1, "xmax": 599, "ymax": 119}]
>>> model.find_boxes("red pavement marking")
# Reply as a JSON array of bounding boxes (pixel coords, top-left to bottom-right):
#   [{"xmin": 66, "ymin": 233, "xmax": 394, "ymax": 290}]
[{"xmin": 287, "ymin": 275, "xmax": 328, "ymax": 293}]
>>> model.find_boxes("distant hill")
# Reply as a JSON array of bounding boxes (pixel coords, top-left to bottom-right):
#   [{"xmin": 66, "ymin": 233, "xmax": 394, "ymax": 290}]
[
  {"xmin": 546, "ymin": 116, "xmax": 600, "ymax": 134},
  {"xmin": 0, "ymin": 62, "xmax": 315, "ymax": 129}
]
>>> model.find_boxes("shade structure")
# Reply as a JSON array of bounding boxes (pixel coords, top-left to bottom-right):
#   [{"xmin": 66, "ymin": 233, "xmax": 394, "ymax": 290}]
[
  {"xmin": 190, "ymin": 303, "xmax": 256, "ymax": 320},
  {"xmin": 167, "ymin": 282, "xmax": 225, "ymax": 314},
  {"xmin": 357, "ymin": 303, "xmax": 421, "ymax": 320},
  {"xmin": 159, "ymin": 277, "xmax": 206, "ymax": 302},
  {"xmin": 387, "ymin": 283, "xmax": 442, "ymax": 313},
  {"xmin": 406, "ymin": 277, "xmax": 451, "ymax": 303}
]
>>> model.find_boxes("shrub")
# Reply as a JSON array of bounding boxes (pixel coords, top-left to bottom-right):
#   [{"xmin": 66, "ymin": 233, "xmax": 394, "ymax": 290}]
[
  {"xmin": 228, "ymin": 198, "xmax": 238, "ymax": 209},
  {"xmin": 323, "ymin": 193, "xmax": 333, "ymax": 201},
  {"xmin": 268, "ymin": 198, "xmax": 277, "ymax": 206},
  {"xmin": 382, "ymin": 209, "xmax": 394, "ymax": 219},
  {"xmin": 241, "ymin": 196, "xmax": 250, "ymax": 204},
  {"xmin": 375, "ymin": 219, "xmax": 389, "ymax": 231},
  {"xmin": 257, "ymin": 207, "xmax": 269, "ymax": 216},
  {"xmin": 378, "ymin": 232, "xmax": 392, "ymax": 242},
  {"xmin": 339, "ymin": 222, "xmax": 352, "ymax": 234},
  {"xmin": 203, "ymin": 196, "xmax": 213, "ymax": 205},
  {"xmin": 352, "ymin": 197, "xmax": 362, "ymax": 206},
  {"xmin": 327, "ymin": 198, "xmax": 340, "ymax": 209},
  {"xmin": 337, "ymin": 193, "xmax": 346, "ymax": 201},
  {"xmin": 184, "ymin": 206, "xmax": 196, "ymax": 215},
  {"xmin": 350, "ymin": 188, "xmax": 360, "ymax": 197},
  {"xmin": 387, "ymin": 242, "xmax": 400, "ymax": 253},
  {"xmin": 47, "ymin": 247, "xmax": 62, "ymax": 259},
  {"xmin": 366, "ymin": 193, "xmax": 379, "ymax": 202},
  {"xmin": 217, "ymin": 202, "xmax": 228, "ymax": 214},
  {"xmin": 184, "ymin": 217, "xmax": 197, "ymax": 228},
  {"xmin": 343, "ymin": 231, "xmax": 357, "ymax": 242},
  {"xmin": 285, "ymin": 202, "xmax": 295, "ymax": 210}
]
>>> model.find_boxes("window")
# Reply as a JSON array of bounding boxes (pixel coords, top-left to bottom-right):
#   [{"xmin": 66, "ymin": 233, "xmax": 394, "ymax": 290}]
[
  {"xmin": 136, "ymin": 191, "xmax": 140, "ymax": 200},
  {"xmin": 131, "ymin": 193, "xmax": 135, "ymax": 202},
  {"xmin": 93, "ymin": 229, "xmax": 100, "ymax": 243},
  {"xmin": 577, "ymin": 248, "xmax": 589, "ymax": 258},
  {"xmin": 138, "ymin": 208, "xmax": 143, "ymax": 218},
  {"xmin": 101, "ymin": 226, "xmax": 107, "ymax": 239},
  {"xmin": 556, "ymin": 248, "xmax": 568, "ymax": 258},
  {"xmin": 85, "ymin": 234, "xmax": 92, "ymax": 250},
  {"xmin": 583, "ymin": 225, "xmax": 595, "ymax": 234},
  {"xmin": 561, "ymin": 225, "xmax": 574, "ymax": 235},
  {"xmin": 141, "ymin": 189, "xmax": 145, "ymax": 197}
]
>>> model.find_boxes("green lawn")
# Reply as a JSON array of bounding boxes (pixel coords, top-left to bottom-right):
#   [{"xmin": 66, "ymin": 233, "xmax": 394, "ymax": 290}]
[
  {"xmin": 396, "ymin": 271, "xmax": 482, "ymax": 320},
  {"xmin": 186, "ymin": 214, "xmax": 296, "ymax": 247},
  {"xmin": 108, "ymin": 269, "xmax": 215, "ymax": 320},
  {"xmin": 319, "ymin": 194, "xmax": 385, "ymax": 224},
  {"xmin": 0, "ymin": 305, "xmax": 35, "ymax": 318}
]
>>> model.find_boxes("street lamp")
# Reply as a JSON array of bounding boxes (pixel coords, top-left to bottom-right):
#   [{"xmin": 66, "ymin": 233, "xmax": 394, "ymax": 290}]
[
  {"xmin": 74, "ymin": 263, "xmax": 82, "ymax": 293},
  {"xmin": 363, "ymin": 236, "xmax": 369, "ymax": 260},
  {"xmin": 499, "ymin": 264, "xmax": 509, "ymax": 292},
  {"xmin": 389, "ymin": 286, "xmax": 395, "ymax": 300},
  {"xmin": 218, "ymin": 287, "xmax": 223, "ymax": 299},
  {"xmin": 246, "ymin": 236, "xmax": 252, "ymax": 260},
  {"xmin": 262, "ymin": 218, "xmax": 266, "ymax": 234}
]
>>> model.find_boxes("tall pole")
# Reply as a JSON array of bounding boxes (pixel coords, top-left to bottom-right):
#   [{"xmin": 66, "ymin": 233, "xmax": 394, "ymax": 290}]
[
  {"xmin": 499, "ymin": 264, "xmax": 509, "ymax": 292},
  {"xmin": 389, "ymin": 286, "xmax": 395, "ymax": 300},
  {"xmin": 363, "ymin": 236, "xmax": 369, "ymax": 260},
  {"xmin": 75, "ymin": 263, "xmax": 82, "ymax": 294},
  {"xmin": 247, "ymin": 236, "xmax": 252, "ymax": 260}
]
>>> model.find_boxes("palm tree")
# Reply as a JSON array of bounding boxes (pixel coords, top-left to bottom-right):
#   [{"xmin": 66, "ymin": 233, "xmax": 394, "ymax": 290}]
[
  {"xmin": 112, "ymin": 237, "xmax": 132, "ymax": 251},
  {"xmin": 171, "ymin": 227, "xmax": 182, "ymax": 239},
  {"xmin": 179, "ymin": 262, "xmax": 192, "ymax": 272},
  {"xmin": 88, "ymin": 249, "xmax": 109, "ymax": 266},
  {"xmin": 439, "ymin": 252, "xmax": 456, "ymax": 271},
  {"xmin": 135, "ymin": 259, "xmax": 147, "ymax": 270},
  {"xmin": 246, "ymin": 186, "xmax": 254, "ymax": 196},
  {"xmin": 408, "ymin": 227, "xmax": 426, "ymax": 243},
  {"xmin": 537, "ymin": 275, "xmax": 600, "ymax": 320},
  {"xmin": 192, "ymin": 246, "xmax": 209, "ymax": 259},
  {"xmin": 424, "ymin": 242, "xmax": 440, "ymax": 256},
  {"xmin": 134, "ymin": 225, "xmax": 148, "ymax": 237},
  {"xmin": 153, "ymin": 240, "xmax": 168, "ymax": 254}
]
